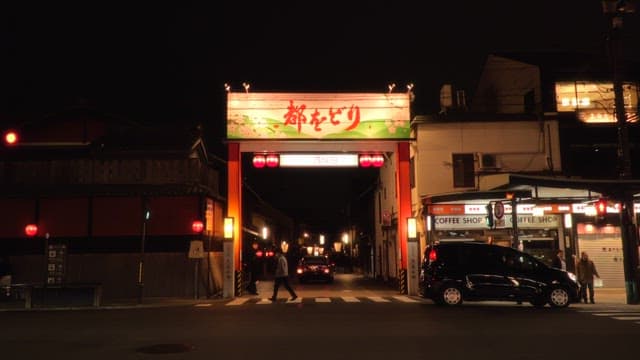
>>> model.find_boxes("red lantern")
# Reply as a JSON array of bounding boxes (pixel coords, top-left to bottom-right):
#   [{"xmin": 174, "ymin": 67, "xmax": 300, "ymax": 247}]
[
  {"xmin": 191, "ymin": 220, "xmax": 204, "ymax": 233},
  {"xmin": 25, "ymin": 224, "xmax": 38, "ymax": 237},
  {"xmin": 371, "ymin": 154, "xmax": 384, "ymax": 167},
  {"xmin": 359, "ymin": 154, "xmax": 372, "ymax": 167},
  {"xmin": 252, "ymin": 154, "xmax": 266, "ymax": 168},
  {"xmin": 4, "ymin": 130, "xmax": 19, "ymax": 146},
  {"xmin": 265, "ymin": 154, "xmax": 279, "ymax": 168}
]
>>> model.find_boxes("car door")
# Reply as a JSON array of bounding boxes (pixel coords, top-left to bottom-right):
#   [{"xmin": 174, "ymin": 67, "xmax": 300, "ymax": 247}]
[
  {"xmin": 503, "ymin": 248, "xmax": 545, "ymax": 299},
  {"xmin": 464, "ymin": 246, "xmax": 514, "ymax": 300}
]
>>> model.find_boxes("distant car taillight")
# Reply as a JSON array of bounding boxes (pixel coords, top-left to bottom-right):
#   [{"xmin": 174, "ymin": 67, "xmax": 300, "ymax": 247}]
[
  {"xmin": 428, "ymin": 249, "xmax": 437, "ymax": 263},
  {"xmin": 323, "ymin": 268, "xmax": 330, "ymax": 274},
  {"xmin": 296, "ymin": 268, "xmax": 303, "ymax": 274}
]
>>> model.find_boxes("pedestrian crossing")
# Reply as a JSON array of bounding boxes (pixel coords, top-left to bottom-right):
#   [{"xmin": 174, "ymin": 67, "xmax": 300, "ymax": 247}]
[
  {"xmin": 221, "ymin": 295, "xmax": 423, "ymax": 306},
  {"xmin": 579, "ymin": 309, "xmax": 640, "ymax": 325}
]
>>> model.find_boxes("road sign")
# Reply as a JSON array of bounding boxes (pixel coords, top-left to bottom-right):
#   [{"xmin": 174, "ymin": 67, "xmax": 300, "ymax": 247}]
[
  {"xmin": 494, "ymin": 201, "xmax": 505, "ymax": 219},
  {"xmin": 188, "ymin": 240, "xmax": 205, "ymax": 259}
]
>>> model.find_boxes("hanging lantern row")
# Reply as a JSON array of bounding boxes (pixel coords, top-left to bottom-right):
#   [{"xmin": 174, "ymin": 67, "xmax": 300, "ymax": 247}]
[
  {"xmin": 253, "ymin": 153, "xmax": 385, "ymax": 168},
  {"xmin": 252, "ymin": 154, "xmax": 280, "ymax": 168},
  {"xmin": 358, "ymin": 154, "xmax": 385, "ymax": 168}
]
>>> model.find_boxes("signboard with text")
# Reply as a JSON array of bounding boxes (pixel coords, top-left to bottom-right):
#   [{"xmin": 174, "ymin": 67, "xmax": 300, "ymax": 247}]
[
  {"xmin": 226, "ymin": 93, "xmax": 411, "ymax": 140},
  {"xmin": 434, "ymin": 214, "xmax": 560, "ymax": 230}
]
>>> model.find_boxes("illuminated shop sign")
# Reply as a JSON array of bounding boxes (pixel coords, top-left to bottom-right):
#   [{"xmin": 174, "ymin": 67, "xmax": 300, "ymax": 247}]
[
  {"xmin": 226, "ymin": 93, "xmax": 411, "ymax": 140},
  {"xmin": 434, "ymin": 215, "xmax": 559, "ymax": 230},
  {"xmin": 554, "ymin": 81, "xmax": 639, "ymax": 123}
]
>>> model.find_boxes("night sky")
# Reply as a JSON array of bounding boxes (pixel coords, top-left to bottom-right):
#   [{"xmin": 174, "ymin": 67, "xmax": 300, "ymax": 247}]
[{"xmin": 3, "ymin": 1, "xmax": 640, "ymax": 235}]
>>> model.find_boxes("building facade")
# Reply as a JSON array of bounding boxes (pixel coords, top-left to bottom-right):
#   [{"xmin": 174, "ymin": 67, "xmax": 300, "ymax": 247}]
[{"xmin": 0, "ymin": 114, "xmax": 228, "ymax": 299}]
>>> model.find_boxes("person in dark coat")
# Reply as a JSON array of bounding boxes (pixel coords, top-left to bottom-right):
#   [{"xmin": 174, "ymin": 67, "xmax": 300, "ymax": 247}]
[
  {"xmin": 576, "ymin": 251, "xmax": 600, "ymax": 304},
  {"xmin": 245, "ymin": 242, "xmax": 260, "ymax": 295}
]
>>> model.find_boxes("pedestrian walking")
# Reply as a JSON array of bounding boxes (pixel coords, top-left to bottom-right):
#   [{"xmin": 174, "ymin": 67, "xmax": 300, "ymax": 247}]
[
  {"xmin": 551, "ymin": 249, "xmax": 566, "ymax": 270},
  {"xmin": 576, "ymin": 251, "xmax": 600, "ymax": 304},
  {"xmin": 269, "ymin": 247, "xmax": 297, "ymax": 302}
]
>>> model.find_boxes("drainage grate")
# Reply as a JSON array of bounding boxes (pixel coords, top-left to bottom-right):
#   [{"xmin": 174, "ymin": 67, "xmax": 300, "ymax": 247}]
[{"xmin": 135, "ymin": 343, "xmax": 195, "ymax": 354}]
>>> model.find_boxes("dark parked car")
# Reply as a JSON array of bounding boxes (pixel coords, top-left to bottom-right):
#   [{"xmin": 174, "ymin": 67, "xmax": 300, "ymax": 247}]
[
  {"xmin": 296, "ymin": 256, "xmax": 334, "ymax": 283},
  {"xmin": 420, "ymin": 242, "xmax": 580, "ymax": 308}
]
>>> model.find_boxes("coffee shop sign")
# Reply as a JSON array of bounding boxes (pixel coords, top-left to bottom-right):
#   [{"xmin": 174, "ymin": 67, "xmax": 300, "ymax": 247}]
[{"xmin": 434, "ymin": 215, "xmax": 559, "ymax": 230}]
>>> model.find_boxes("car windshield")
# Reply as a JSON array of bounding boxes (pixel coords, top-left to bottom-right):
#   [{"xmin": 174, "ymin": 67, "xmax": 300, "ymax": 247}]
[{"xmin": 303, "ymin": 257, "xmax": 327, "ymax": 265}]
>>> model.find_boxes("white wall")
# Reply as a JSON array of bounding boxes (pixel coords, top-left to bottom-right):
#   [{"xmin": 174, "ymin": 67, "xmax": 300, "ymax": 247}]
[
  {"xmin": 472, "ymin": 55, "xmax": 541, "ymax": 114},
  {"xmin": 373, "ymin": 151, "xmax": 399, "ymax": 281},
  {"xmin": 413, "ymin": 120, "xmax": 561, "ymax": 198}
]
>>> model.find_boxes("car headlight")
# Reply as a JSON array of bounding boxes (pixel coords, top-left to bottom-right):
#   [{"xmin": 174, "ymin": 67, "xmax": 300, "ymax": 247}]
[{"xmin": 567, "ymin": 272, "xmax": 577, "ymax": 282}]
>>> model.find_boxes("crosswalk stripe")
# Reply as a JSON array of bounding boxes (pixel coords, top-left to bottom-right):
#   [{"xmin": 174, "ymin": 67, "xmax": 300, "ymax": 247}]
[
  {"xmin": 222, "ymin": 295, "xmax": 431, "ymax": 306},
  {"xmin": 593, "ymin": 313, "xmax": 640, "ymax": 316},
  {"xmin": 226, "ymin": 298, "xmax": 249, "ymax": 306},
  {"xmin": 611, "ymin": 317, "xmax": 640, "ymax": 320},
  {"xmin": 342, "ymin": 296, "xmax": 360, "ymax": 302},
  {"xmin": 392, "ymin": 295, "xmax": 420, "ymax": 303},
  {"xmin": 368, "ymin": 296, "xmax": 391, "ymax": 303}
]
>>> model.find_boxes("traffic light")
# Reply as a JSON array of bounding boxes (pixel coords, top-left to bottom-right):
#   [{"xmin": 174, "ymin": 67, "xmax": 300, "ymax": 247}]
[
  {"xmin": 594, "ymin": 198, "xmax": 607, "ymax": 217},
  {"xmin": 485, "ymin": 203, "xmax": 494, "ymax": 229}
]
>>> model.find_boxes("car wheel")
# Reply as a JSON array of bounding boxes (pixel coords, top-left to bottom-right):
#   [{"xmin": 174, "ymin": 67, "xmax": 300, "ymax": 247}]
[
  {"xmin": 439, "ymin": 285, "xmax": 463, "ymax": 306},
  {"xmin": 548, "ymin": 287, "xmax": 570, "ymax": 308}
]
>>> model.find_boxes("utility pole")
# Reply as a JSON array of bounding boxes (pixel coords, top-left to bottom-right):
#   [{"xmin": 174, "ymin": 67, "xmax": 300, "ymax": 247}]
[{"xmin": 602, "ymin": 0, "xmax": 640, "ymax": 304}]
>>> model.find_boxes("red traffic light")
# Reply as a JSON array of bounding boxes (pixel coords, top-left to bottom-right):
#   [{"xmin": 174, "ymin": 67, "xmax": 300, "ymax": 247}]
[
  {"xmin": 191, "ymin": 220, "xmax": 204, "ymax": 233},
  {"xmin": 595, "ymin": 199, "xmax": 607, "ymax": 217},
  {"xmin": 3, "ymin": 130, "xmax": 19, "ymax": 146},
  {"xmin": 25, "ymin": 224, "xmax": 38, "ymax": 237}
]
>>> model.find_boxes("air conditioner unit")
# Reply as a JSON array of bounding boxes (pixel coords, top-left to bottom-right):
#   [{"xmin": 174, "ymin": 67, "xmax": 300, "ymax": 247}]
[{"xmin": 478, "ymin": 153, "xmax": 500, "ymax": 170}]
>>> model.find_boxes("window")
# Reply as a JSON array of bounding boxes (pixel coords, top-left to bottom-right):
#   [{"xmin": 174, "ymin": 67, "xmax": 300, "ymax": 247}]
[
  {"xmin": 554, "ymin": 81, "xmax": 639, "ymax": 123},
  {"xmin": 452, "ymin": 153, "xmax": 475, "ymax": 188}
]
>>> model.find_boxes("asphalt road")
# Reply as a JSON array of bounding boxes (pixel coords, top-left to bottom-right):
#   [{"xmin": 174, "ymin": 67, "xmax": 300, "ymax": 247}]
[{"xmin": 2, "ymin": 274, "xmax": 639, "ymax": 360}]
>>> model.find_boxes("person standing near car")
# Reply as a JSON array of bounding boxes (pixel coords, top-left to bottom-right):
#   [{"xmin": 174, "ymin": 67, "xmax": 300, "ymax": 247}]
[
  {"xmin": 576, "ymin": 251, "xmax": 600, "ymax": 304},
  {"xmin": 552, "ymin": 249, "xmax": 566, "ymax": 270},
  {"xmin": 270, "ymin": 247, "xmax": 297, "ymax": 302}
]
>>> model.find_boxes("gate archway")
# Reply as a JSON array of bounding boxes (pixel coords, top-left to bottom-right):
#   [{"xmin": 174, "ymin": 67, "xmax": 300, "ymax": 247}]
[{"xmin": 225, "ymin": 92, "xmax": 412, "ymax": 298}]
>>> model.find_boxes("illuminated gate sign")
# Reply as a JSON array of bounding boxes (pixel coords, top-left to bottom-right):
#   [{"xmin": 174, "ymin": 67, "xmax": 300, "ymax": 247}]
[{"xmin": 226, "ymin": 93, "xmax": 411, "ymax": 140}]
